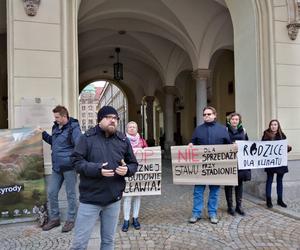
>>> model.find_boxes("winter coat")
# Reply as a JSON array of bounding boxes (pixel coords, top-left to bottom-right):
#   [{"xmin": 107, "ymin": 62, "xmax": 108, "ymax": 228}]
[
  {"xmin": 261, "ymin": 130, "xmax": 288, "ymax": 174},
  {"xmin": 227, "ymin": 125, "xmax": 251, "ymax": 181},
  {"xmin": 126, "ymin": 133, "xmax": 148, "ymax": 148},
  {"xmin": 71, "ymin": 125, "xmax": 138, "ymax": 206},
  {"xmin": 191, "ymin": 121, "xmax": 231, "ymax": 146},
  {"xmin": 42, "ymin": 117, "xmax": 81, "ymax": 173}
]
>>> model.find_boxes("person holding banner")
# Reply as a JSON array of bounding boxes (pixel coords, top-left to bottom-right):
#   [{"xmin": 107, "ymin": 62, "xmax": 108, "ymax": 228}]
[
  {"xmin": 225, "ymin": 113, "xmax": 251, "ymax": 216},
  {"xmin": 40, "ymin": 105, "xmax": 82, "ymax": 232},
  {"xmin": 262, "ymin": 119, "xmax": 292, "ymax": 209},
  {"xmin": 70, "ymin": 106, "xmax": 138, "ymax": 250},
  {"xmin": 188, "ymin": 106, "xmax": 231, "ymax": 224},
  {"xmin": 121, "ymin": 121, "xmax": 148, "ymax": 232}
]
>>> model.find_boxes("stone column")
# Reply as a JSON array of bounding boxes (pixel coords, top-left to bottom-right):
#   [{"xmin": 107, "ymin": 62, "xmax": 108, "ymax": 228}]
[
  {"xmin": 163, "ymin": 86, "xmax": 176, "ymax": 155},
  {"xmin": 144, "ymin": 96, "xmax": 155, "ymax": 146},
  {"xmin": 192, "ymin": 69, "xmax": 210, "ymax": 125}
]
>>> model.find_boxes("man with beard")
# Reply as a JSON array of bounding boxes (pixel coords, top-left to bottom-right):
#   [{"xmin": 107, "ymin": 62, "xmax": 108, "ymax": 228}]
[{"xmin": 71, "ymin": 106, "xmax": 138, "ymax": 250}]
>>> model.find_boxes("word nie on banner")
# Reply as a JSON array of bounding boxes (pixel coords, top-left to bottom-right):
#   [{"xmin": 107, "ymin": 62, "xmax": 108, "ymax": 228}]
[
  {"xmin": 124, "ymin": 146, "xmax": 161, "ymax": 196},
  {"xmin": 236, "ymin": 140, "xmax": 287, "ymax": 170},
  {"xmin": 171, "ymin": 145, "xmax": 238, "ymax": 186}
]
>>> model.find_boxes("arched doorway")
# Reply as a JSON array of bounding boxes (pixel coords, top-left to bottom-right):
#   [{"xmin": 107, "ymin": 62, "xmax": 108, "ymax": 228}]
[
  {"xmin": 76, "ymin": 0, "xmax": 272, "ymax": 149},
  {"xmin": 79, "ymin": 80, "xmax": 128, "ymax": 133}
]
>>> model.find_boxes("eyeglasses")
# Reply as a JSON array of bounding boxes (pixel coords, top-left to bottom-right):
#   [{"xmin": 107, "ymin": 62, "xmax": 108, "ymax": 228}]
[
  {"xmin": 203, "ymin": 113, "xmax": 213, "ymax": 116},
  {"xmin": 104, "ymin": 115, "xmax": 119, "ymax": 121}
]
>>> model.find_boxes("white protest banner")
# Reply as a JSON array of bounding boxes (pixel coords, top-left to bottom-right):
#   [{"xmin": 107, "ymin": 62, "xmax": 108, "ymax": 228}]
[
  {"xmin": 171, "ymin": 145, "xmax": 238, "ymax": 185},
  {"xmin": 124, "ymin": 146, "xmax": 161, "ymax": 196},
  {"xmin": 236, "ymin": 140, "xmax": 287, "ymax": 170}
]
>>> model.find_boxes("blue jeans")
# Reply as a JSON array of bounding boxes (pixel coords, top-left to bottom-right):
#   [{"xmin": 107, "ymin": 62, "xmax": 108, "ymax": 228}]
[
  {"xmin": 48, "ymin": 170, "xmax": 77, "ymax": 221},
  {"xmin": 266, "ymin": 173, "xmax": 284, "ymax": 199},
  {"xmin": 71, "ymin": 201, "xmax": 121, "ymax": 250},
  {"xmin": 192, "ymin": 185, "xmax": 220, "ymax": 218}
]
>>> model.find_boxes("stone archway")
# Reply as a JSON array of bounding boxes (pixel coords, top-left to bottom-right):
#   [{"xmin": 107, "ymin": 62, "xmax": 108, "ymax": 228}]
[
  {"xmin": 79, "ymin": 79, "xmax": 131, "ymax": 133},
  {"xmin": 225, "ymin": 0, "xmax": 274, "ymax": 138},
  {"xmin": 76, "ymin": 0, "xmax": 273, "ymax": 145}
]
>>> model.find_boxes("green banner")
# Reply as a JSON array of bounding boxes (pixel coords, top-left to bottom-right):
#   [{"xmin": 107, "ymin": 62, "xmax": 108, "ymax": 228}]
[{"xmin": 0, "ymin": 128, "xmax": 46, "ymax": 223}]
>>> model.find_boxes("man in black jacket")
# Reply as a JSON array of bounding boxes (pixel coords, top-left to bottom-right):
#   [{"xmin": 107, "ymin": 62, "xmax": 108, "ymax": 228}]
[
  {"xmin": 71, "ymin": 106, "xmax": 138, "ymax": 250},
  {"xmin": 188, "ymin": 106, "xmax": 231, "ymax": 225}
]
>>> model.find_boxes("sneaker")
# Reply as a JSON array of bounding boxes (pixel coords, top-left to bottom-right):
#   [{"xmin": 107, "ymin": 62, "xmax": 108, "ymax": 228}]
[
  {"xmin": 122, "ymin": 220, "xmax": 129, "ymax": 232},
  {"xmin": 42, "ymin": 219, "xmax": 60, "ymax": 231},
  {"xmin": 61, "ymin": 221, "xmax": 74, "ymax": 233},
  {"xmin": 209, "ymin": 217, "xmax": 219, "ymax": 224},
  {"xmin": 132, "ymin": 218, "xmax": 141, "ymax": 230},
  {"xmin": 188, "ymin": 216, "xmax": 200, "ymax": 224}
]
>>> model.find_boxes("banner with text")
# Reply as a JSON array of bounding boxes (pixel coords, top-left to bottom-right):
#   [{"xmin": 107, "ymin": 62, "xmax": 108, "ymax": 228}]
[
  {"xmin": 236, "ymin": 140, "xmax": 287, "ymax": 170},
  {"xmin": 0, "ymin": 128, "xmax": 47, "ymax": 223},
  {"xmin": 171, "ymin": 145, "xmax": 238, "ymax": 185},
  {"xmin": 124, "ymin": 146, "xmax": 161, "ymax": 196}
]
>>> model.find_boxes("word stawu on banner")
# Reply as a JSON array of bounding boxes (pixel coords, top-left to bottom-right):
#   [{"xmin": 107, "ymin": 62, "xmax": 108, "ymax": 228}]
[
  {"xmin": 124, "ymin": 146, "xmax": 161, "ymax": 197},
  {"xmin": 171, "ymin": 145, "xmax": 238, "ymax": 186},
  {"xmin": 236, "ymin": 140, "xmax": 288, "ymax": 170}
]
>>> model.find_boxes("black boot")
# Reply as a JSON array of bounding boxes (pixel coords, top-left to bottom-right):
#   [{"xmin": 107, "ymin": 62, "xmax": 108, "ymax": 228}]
[
  {"xmin": 277, "ymin": 199, "xmax": 287, "ymax": 208},
  {"xmin": 132, "ymin": 217, "xmax": 141, "ymax": 230},
  {"xmin": 121, "ymin": 220, "xmax": 129, "ymax": 232},
  {"xmin": 235, "ymin": 183, "xmax": 245, "ymax": 216},
  {"xmin": 235, "ymin": 206, "xmax": 245, "ymax": 216},
  {"xmin": 225, "ymin": 186, "xmax": 235, "ymax": 216},
  {"xmin": 266, "ymin": 197, "xmax": 273, "ymax": 208}
]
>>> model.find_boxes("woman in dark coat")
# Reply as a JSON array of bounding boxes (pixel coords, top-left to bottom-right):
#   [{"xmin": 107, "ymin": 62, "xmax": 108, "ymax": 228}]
[
  {"xmin": 262, "ymin": 119, "xmax": 292, "ymax": 208},
  {"xmin": 225, "ymin": 113, "xmax": 251, "ymax": 216}
]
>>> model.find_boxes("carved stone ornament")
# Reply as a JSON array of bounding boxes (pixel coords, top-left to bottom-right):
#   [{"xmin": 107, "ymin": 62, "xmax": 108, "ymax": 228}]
[
  {"xmin": 286, "ymin": 0, "xmax": 300, "ymax": 40},
  {"xmin": 287, "ymin": 22, "xmax": 300, "ymax": 40},
  {"xmin": 23, "ymin": 0, "xmax": 41, "ymax": 16}
]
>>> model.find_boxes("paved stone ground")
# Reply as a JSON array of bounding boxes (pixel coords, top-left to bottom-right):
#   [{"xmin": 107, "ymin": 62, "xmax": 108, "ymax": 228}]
[{"xmin": 0, "ymin": 160, "xmax": 300, "ymax": 250}]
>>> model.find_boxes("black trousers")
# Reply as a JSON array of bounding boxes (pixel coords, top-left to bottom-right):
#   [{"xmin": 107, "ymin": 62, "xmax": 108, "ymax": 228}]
[{"xmin": 225, "ymin": 179, "xmax": 243, "ymax": 208}]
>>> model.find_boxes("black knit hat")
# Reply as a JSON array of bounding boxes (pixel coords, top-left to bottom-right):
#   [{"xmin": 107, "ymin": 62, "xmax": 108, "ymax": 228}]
[{"xmin": 97, "ymin": 106, "xmax": 119, "ymax": 122}]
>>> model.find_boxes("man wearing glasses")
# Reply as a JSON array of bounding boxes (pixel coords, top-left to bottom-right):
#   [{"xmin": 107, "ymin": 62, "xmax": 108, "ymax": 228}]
[
  {"xmin": 71, "ymin": 106, "xmax": 138, "ymax": 250},
  {"xmin": 188, "ymin": 106, "xmax": 231, "ymax": 224}
]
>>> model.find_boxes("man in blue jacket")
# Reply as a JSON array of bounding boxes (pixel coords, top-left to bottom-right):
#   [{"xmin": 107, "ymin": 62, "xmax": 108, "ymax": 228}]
[
  {"xmin": 71, "ymin": 106, "xmax": 138, "ymax": 250},
  {"xmin": 188, "ymin": 106, "xmax": 231, "ymax": 224},
  {"xmin": 41, "ymin": 105, "xmax": 81, "ymax": 232}
]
